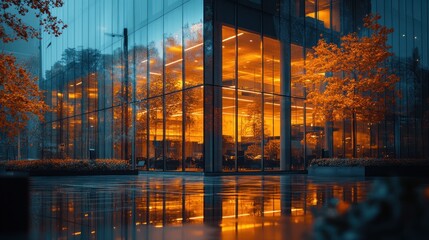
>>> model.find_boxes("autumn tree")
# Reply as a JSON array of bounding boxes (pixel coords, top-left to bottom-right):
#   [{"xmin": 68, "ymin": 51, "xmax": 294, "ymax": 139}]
[
  {"xmin": 1, "ymin": 0, "xmax": 66, "ymax": 42},
  {"xmin": 0, "ymin": 54, "xmax": 48, "ymax": 136},
  {"xmin": 298, "ymin": 14, "xmax": 399, "ymax": 158},
  {"xmin": 1, "ymin": 0, "xmax": 66, "ymax": 159}
]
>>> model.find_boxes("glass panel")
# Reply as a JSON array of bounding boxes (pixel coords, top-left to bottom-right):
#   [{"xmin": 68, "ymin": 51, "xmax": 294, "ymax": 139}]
[
  {"xmin": 112, "ymin": 42, "xmax": 123, "ymax": 106},
  {"xmin": 332, "ymin": 0, "xmax": 341, "ymax": 31},
  {"xmin": 149, "ymin": 97, "xmax": 163, "ymax": 170},
  {"xmin": 222, "ymin": 87, "xmax": 236, "ymax": 171},
  {"xmin": 148, "ymin": 0, "xmax": 163, "ymax": 21},
  {"xmin": 306, "ymin": 104, "xmax": 325, "ymax": 160},
  {"xmin": 263, "ymin": 36, "xmax": 281, "ymax": 94},
  {"xmin": 333, "ymin": 120, "xmax": 344, "ymax": 158},
  {"xmin": 68, "ymin": 117, "xmax": 75, "ymax": 158},
  {"xmin": 164, "ymin": 0, "xmax": 182, "ymax": 13},
  {"xmin": 318, "ymin": 0, "xmax": 331, "ymax": 29},
  {"xmin": 222, "ymin": 26, "xmax": 237, "ymax": 87},
  {"xmin": 165, "ymin": 92, "xmax": 183, "ymax": 171},
  {"xmin": 113, "ymin": 105, "xmax": 123, "ymax": 159},
  {"xmin": 264, "ymin": 94, "xmax": 281, "ymax": 171},
  {"xmin": 291, "ymin": 44, "xmax": 305, "ymax": 97},
  {"xmin": 238, "ymin": 91, "xmax": 262, "ymax": 171},
  {"xmin": 238, "ymin": 29, "xmax": 262, "ymax": 92},
  {"xmin": 165, "ymin": 7, "xmax": 183, "ymax": 93},
  {"xmin": 148, "ymin": 18, "xmax": 164, "ymax": 97},
  {"xmin": 135, "ymin": 101, "xmax": 148, "ymax": 169},
  {"xmin": 356, "ymin": 122, "xmax": 371, "ymax": 158},
  {"xmin": 184, "ymin": 0, "xmax": 203, "ymax": 87},
  {"xmin": 184, "ymin": 87, "xmax": 204, "ymax": 171},
  {"xmin": 75, "ymin": 115, "xmax": 83, "ymax": 159},
  {"xmin": 88, "ymin": 112, "xmax": 97, "ymax": 157},
  {"xmin": 291, "ymin": 98, "xmax": 304, "ymax": 170},
  {"xmin": 134, "ymin": 0, "xmax": 148, "ymax": 28},
  {"xmin": 305, "ymin": 0, "xmax": 316, "ymax": 19},
  {"xmin": 135, "ymin": 27, "xmax": 148, "ymax": 100},
  {"xmin": 88, "ymin": 71, "xmax": 98, "ymax": 113}
]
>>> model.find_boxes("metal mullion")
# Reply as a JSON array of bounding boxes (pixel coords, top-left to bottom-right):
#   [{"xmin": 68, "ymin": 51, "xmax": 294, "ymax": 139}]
[
  {"xmin": 163, "ymin": 12, "xmax": 167, "ymax": 172},
  {"xmin": 181, "ymin": 5, "xmax": 186, "ymax": 172},
  {"xmin": 146, "ymin": 36, "xmax": 150, "ymax": 171},
  {"xmin": 234, "ymin": 9, "xmax": 239, "ymax": 172},
  {"xmin": 261, "ymin": 24, "xmax": 265, "ymax": 172}
]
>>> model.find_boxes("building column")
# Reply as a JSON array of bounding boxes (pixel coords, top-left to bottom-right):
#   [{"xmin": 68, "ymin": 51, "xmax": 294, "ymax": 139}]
[{"xmin": 279, "ymin": 13, "xmax": 292, "ymax": 171}]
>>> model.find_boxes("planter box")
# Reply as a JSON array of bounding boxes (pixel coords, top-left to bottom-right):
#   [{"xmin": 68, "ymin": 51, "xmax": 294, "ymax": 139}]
[
  {"xmin": 308, "ymin": 165, "xmax": 429, "ymax": 177},
  {"xmin": 308, "ymin": 166, "xmax": 365, "ymax": 177}
]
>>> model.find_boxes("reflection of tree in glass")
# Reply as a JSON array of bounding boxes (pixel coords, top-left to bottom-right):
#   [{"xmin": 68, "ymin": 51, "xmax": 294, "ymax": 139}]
[
  {"xmin": 264, "ymin": 140, "xmax": 280, "ymax": 160},
  {"xmin": 243, "ymin": 101, "xmax": 265, "ymax": 157}
]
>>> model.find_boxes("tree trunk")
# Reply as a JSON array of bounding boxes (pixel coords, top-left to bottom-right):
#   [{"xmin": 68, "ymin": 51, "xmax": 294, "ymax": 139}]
[
  {"xmin": 324, "ymin": 120, "xmax": 333, "ymax": 158},
  {"xmin": 17, "ymin": 130, "xmax": 21, "ymax": 160},
  {"xmin": 352, "ymin": 112, "xmax": 357, "ymax": 158}
]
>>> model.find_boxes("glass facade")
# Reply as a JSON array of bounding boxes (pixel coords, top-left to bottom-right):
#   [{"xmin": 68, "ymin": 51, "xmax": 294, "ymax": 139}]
[{"xmin": 40, "ymin": 0, "xmax": 429, "ymax": 172}]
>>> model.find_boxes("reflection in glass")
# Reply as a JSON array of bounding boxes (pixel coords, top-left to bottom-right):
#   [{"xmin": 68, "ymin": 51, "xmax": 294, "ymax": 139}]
[
  {"xmin": 149, "ymin": 18, "xmax": 164, "ymax": 97},
  {"xmin": 263, "ymin": 37, "xmax": 281, "ymax": 94},
  {"xmin": 165, "ymin": 7, "xmax": 183, "ymax": 93},
  {"xmin": 221, "ymin": 25, "xmax": 283, "ymax": 172},
  {"xmin": 238, "ymin": 91, "xmax": 262, "ymax": 171},
  {"xmin": 291, "ymin": 44, "xmax": 305, "ymax": 97},
  {"xmin": 222, "ymin": 26, "xmax": 237, "ymax": 87},
  {"xmin": 165, "ymin": 92, "xmax": 183, "ymax": 171},
  {"xmin": 238, "ymin": 29, "xmax": 262, "ymax": 92},
  {"xmin": 264, "ymin": 94, "xmax": 280, "ymax": 171},
  {"xmin": 291, "ymin": 98, "xmax": 305, "ymax": 170},
  {"xmin": 136, "ymin": 101, "xmax": 148, "ymax": 168},
  {"xmin": 305, "ymin": 104, "xmax": 325, "ymax": 160},
  {"xmin": 135, "ymin": 27, "xmax": 148, "ymax": 100},
  {"xmin": 184, "ymin": 0, "xmax": 203, "ymax": 88},
  {"xmin": 149, "ymin": 97, "xmax": 163, "ymax": 170},
  {"xmin": 222, "ymin": 87, "xmax": 236, "ymax": 171},
  {"xmin": 318, "ymin": 0, "xmax": 331, "ymax": 29},
  {"xmin": 184, "ymin": 87, "xmax": 204, "ymax": 171}
]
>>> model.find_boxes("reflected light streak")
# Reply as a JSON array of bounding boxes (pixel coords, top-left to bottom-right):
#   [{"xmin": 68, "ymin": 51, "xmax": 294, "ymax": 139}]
[
  {"xmin": 185, "ymin": 43, "xmax": 203, "ymax": 51},
  {"xmin": 222, "ymin": 213, "xmax": 250, "ymax": 219},
  {"xmin": 221, "ymin": 223, "xmax": 273, "ymax": 232},
  {"xmin": 263, "ymin": 210, "xmax": 281, "ymax": 214},
  {"xmin": 222, "ymin": 96, "xmax": 253, "ymax": 103},
  {"xmin": 165, "ymin": 58, "xmax": 183, "ymax": 67},
  {"xmin": 150, "ymin": 72, "xmax": 162, "ymax": 76},
  {"xmin": 222, "ymin": 33, "xmax": 244, "ymax": 42},
  {"xmin": 76, "ymin": 81, "xmax": 82, "ymax": 86}
]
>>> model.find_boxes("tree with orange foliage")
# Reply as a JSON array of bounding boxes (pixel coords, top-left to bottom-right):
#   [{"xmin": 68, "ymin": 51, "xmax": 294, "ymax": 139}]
[
  {"xmin": 1, "ymin": 0, "xmax": 66, "ymax": 159},
  {"xmin": 0, "ymin": 54, "xmax": 49, "ymax": 138},
  {"xmin": 1, "ymin": 0, "xmax": 66, "ymax": 42},
  {"xmin": 298, "ymin": 14, "xmax": 399, "ymax": 158}
]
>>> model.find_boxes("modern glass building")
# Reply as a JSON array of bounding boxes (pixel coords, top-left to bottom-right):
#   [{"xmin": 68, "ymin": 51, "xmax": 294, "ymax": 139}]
[{"xmin": 40, "ymin": 0, "xmax": 429, "ymax": 172}]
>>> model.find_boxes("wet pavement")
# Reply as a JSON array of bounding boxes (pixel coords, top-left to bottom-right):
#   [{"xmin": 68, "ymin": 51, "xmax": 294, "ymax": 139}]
[{"xmin": 29, "ymin": 174, "xmax": 374, "ymax": 240}]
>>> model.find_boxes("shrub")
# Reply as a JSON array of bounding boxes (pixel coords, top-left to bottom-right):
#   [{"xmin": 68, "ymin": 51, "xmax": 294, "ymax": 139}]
[
  {"xmin": 0, "ymin": 159, "xmax": 130, "ymax": 172},
  {"xmin": 310, "ymin": 158, "xmax": 429, "ymax": 167}
]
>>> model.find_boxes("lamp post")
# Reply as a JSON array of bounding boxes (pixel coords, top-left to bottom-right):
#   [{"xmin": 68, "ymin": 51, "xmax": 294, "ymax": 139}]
[{"xmin": 106, "ymin": 28, "xmax": 134, "ymax": 169}]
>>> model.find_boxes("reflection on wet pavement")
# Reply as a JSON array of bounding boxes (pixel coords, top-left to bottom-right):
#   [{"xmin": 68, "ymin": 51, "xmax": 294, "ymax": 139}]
[{"xmin": 29, "ymin": 175, "xmax": 372, "ymax": 239}]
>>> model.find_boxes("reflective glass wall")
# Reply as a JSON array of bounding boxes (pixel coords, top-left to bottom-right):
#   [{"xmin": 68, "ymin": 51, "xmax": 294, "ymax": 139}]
[
  {"xmin": 40, "ymin": 0, "xmax": 429, "ymax": 172},
  {"xmin": 41, "ymin": 0, "xmax": 204, "ymax": 171}
]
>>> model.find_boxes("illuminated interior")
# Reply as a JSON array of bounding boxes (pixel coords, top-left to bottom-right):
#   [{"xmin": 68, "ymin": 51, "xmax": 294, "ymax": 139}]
[
  {"xmin": 221, "ymin": 25, "xmax": 281, "ymax": 171},
  {"xmin": 304, "ymin": 0, "xmax": 340, "ymax": 30}
]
